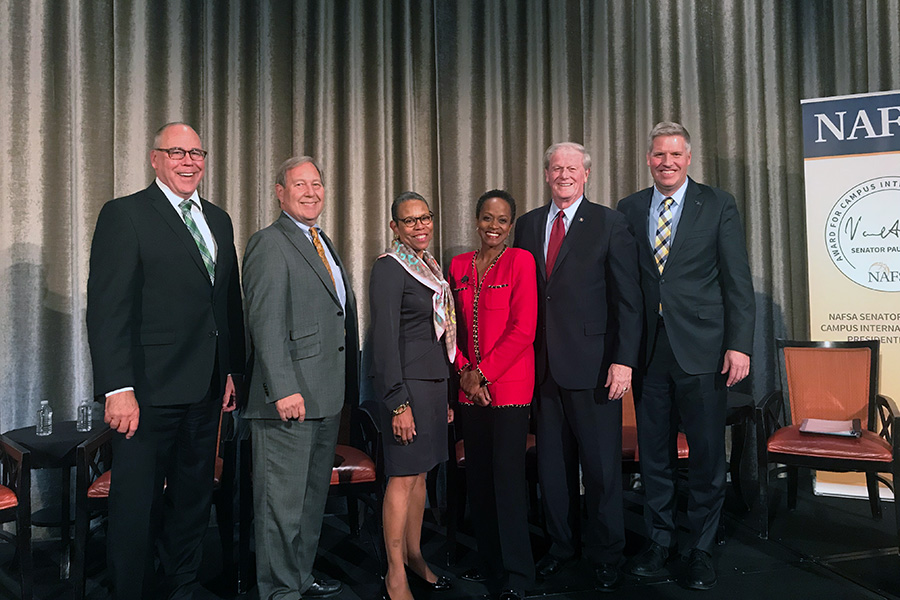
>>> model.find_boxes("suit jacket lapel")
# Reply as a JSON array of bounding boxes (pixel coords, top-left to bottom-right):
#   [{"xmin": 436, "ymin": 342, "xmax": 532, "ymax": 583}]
[
  {"xmin": 533, "ymin": 204, "xmax": 551, "ymax": 281},
  {"xmin": 148, "ymin": 185, "xmax": 211, "ymax": 285},
  {"xmin": 549, "ymin": 197, "xmax": 590, "ymax": 279},
  {"xmin": 320, "ymin": 229, "xmax": 354, "ymax": 305},
  {"xmin": 666, "ymin": 178, "xmax": 702, "ymax": 267},
  {"xmin": 203, "ymin": 199, "xmax": 231, "ymax": 290},
  {"xmin": 275, "ymin": 214, "xmax": 340, "ymax": 304},
  {"xmin": 634, "ymin": 189, "xmax": 657, "ymax": 274}
]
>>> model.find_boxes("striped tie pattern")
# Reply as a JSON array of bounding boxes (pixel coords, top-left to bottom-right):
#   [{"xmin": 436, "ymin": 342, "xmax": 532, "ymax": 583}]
[
  {"xmin": 310, "ymin": 227, "xmax": 335, "ymax": 287},
  {"xmin": 179, "ymin": 199, "xmax": 216, "ymax": 284},
  {"xmin": 653, "ymin": 196, "xmax": 675, "ymax": 274}
]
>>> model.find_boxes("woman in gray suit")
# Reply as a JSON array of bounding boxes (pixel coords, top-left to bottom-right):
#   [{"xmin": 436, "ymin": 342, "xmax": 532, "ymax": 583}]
[{"xmin": 370, "ymin": 191, "xmax": 455, "ymax": 600}]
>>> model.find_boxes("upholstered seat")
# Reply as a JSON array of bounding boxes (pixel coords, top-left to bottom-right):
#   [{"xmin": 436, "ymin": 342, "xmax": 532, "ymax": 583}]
[
  {"xmin": 767, "ymin": 426, "xmax": 892, "ymax": 462},
  {"xmin": 332, "ymin": 444, "xmax": 377, "ymax": 484},
  {"xmin": 0, "ymin": 484, "xmax": 18, "ymax": 510},
  {"xmin": 758, "ymin": 339, "xmax": 899, "ymax": 547}
]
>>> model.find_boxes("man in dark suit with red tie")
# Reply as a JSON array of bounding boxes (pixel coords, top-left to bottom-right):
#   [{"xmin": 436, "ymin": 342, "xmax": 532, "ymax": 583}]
[
  {"xmin": 514, "ymin": 142, "xmax": 642, "ymax": 591},
  {"xmin": 86, "ymin": 123, "xmax": 245, "ymax": 599},
  {"xmin": 617, "ymin": 122, "xmax": 755, "ymax": 590}
]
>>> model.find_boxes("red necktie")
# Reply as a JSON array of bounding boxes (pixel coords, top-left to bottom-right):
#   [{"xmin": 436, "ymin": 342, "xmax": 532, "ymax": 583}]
[{"xmin": 546, "ymin": 211, "xmax": 566, "ymax": 277}]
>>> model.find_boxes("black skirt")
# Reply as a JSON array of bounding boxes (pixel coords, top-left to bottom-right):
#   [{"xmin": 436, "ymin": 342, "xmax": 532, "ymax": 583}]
[{"xmin": 381, "ymin": 378, "xmax": 449, "ymax": 477}]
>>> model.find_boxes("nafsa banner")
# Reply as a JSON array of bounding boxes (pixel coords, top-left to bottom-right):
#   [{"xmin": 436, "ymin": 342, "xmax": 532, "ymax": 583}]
[{"xmin": 802, "ymin": 89, "xmax": 900, "ymax": 499}]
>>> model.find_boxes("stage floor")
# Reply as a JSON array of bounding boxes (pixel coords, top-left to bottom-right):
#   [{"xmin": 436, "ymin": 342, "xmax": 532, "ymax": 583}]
[{"xmin": 2, "ymin": 473, "xmax": 898, "ymax": 599}]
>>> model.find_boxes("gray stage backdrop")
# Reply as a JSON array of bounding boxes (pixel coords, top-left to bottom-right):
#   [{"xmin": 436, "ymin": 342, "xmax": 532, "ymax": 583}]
[{"xmin": 1, "ymin": 0, "xmax": 899, "ymax": 443}]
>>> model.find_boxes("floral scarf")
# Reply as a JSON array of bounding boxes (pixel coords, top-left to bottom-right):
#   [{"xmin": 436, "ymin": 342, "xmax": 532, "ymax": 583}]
[{"xmin": 380, "ymin": 239, "xmax": 457, "ymax": 362}]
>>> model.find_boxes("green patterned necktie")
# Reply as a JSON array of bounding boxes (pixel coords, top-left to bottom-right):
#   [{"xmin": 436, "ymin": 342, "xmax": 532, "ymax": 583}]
[{"xmin": 179, "ymin": 199, "xmax": 216, "ymax": 284}]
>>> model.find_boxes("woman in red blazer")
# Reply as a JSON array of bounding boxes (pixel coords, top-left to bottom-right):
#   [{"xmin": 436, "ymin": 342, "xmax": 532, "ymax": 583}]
[{"xmin": 448, "ymin": 190, "xmax": 538, "ymax": 600}]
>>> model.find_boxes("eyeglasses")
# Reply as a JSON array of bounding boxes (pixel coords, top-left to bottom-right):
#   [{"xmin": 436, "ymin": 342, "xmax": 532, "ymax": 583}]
[
  {"xmin": 154, "ymin": 147, "xmax": 208, "ymax": 160},
  {"xmin": 396, "ymin": 212, "xmax": 434, "ymax": 227}
]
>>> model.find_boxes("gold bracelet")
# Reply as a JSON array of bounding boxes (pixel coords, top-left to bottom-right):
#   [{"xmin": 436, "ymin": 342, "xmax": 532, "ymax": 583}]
[{"xmin": 392, "ymin": 402, "xmax": 410, "ymax": 416}]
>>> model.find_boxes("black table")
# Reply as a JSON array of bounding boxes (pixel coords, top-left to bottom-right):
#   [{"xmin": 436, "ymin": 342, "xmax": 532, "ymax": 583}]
[{"xmin": 5, "ymin": 419, "xmax": 105, "ymax": 579}]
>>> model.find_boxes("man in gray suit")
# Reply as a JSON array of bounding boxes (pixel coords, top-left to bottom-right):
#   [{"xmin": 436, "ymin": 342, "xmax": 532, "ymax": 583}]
[{"xmin": 242, "ymin": 156, "xmax": 359, "ymax": 599}]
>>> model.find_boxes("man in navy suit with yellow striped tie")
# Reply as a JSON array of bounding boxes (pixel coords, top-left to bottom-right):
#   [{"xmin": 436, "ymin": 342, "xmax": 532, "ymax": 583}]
[{"xmin": 618, "ymin": 122, "xmax": 755, "ymax": 590}]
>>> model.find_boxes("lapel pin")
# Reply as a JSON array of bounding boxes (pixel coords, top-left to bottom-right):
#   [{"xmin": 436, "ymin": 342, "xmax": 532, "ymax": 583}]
[{"xmin": 578, "ymin": 217, "xmax": 584, "ymax": 222}]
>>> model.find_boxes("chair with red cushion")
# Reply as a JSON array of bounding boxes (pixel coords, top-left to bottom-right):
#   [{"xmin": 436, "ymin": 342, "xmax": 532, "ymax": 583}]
[
  {"xmin": 757, "ymin": 339, "xmax": 899, "ymax": 544},
  {"xmin": 72, "ymin": 413, "xmax": 237, "ymax": 599},
  {"xmin": 0, "ymin": 434, "xmax": 32, "ymax": 600}
]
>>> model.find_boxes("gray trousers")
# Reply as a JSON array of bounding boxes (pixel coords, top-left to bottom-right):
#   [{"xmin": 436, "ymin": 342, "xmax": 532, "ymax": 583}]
[{"xmin": 251, "ymin": 415, "xmax": 340, "ymax": 600}]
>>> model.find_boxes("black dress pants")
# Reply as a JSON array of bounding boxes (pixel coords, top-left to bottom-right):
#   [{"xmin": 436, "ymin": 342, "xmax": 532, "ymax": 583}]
[
  {"xmin": 535, "ymin": 374, "xmax": 624, "ymax": 565},
  {"xmin": 107, "ymin": 380, "xmax": 221, "ymax": 600},
  {"xmin": 635, "ymin": 318, "xmax": 727, "ymax": 554},
  {"xmin": 461, "ymin": 404, "xmax": 534, "ymax": 593}
]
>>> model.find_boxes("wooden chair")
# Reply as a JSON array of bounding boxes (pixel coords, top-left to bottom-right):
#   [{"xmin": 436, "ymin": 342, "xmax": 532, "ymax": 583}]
[
  {"xmin": 72, "ymin": 413, "xmax": 237, "ymax": 599},
  {"xmin": 0, "ymin": 434, "xmax": 32, "ymax": 600},
  {"xmin": 756, "ymin": 339, "xmax": 899, "ymax": 545},
  {"xmin": 237, "ymin": 403, "xmax": 383, "ymax": 593}
]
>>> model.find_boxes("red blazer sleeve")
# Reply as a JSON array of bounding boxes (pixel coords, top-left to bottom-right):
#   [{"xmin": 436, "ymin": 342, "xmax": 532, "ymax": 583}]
[
  {"xmin": 448, "ymin": 254, "xmax": 471, "ymax": 372},
  {"xmin": 476, "ymin": 250, "xmax": 538, "ymax": 383}
]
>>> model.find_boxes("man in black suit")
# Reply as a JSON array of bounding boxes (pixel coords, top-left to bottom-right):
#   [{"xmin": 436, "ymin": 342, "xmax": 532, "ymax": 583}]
[
  {"xmin": 617, "ymin": 122, "xmax": 755, "ymax": 590},
  {"xmin": 86, "ymin": 122, "xmax": 245, "ymax": 599},
  {"xmin": 514, "ymin": 142, "xmax": 642, "ymax": 591}
]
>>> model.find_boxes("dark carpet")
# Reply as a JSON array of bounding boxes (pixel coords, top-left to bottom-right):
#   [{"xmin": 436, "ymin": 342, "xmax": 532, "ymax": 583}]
[{"xmin": 2, "ymin": 473, "xmax": 899, "ymax": 600}]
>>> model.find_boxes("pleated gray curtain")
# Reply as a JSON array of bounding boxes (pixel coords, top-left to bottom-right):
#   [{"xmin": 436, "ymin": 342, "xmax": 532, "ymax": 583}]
[{"xmin": 1, "ymin": 0, "xmax": 899, "ymax": 439}]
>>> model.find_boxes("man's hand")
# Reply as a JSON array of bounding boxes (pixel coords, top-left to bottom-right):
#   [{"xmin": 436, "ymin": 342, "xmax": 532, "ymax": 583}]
[
  {"xmin": 447, "ymin": 405, "xmax": 455, "ymax": 423},
  {"xmin": 459, "ymin": 366, "xmax": 482, "ymax": 398},
  {"xmin": 392, "ymin": 408, "xmax": 416, "ymax": 444},
  {"xmin": 722, "ymin": 350, "xmax": 750, "ymax": 387},
  {"xmin": 275, "ymin": 393, "xmax": 306, "ymax": 422},
  {"xmin": 105, "ymin": 390, "xmax": 140, "ymax": 439},
  {"xmin": 222, "ymin": 374, "xmax": 241, "ymax": 412},
  {"xmin": 605, "ymin": 363, "xmax": 632, "ymax": 400}
]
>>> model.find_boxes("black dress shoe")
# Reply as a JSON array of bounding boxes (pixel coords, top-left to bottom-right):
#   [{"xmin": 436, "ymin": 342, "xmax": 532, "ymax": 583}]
[
  {"xmin": 627, "ymin": 541, "xmax": 671, "ymax": 577},
  {"xmin": 683, "ymin": 549, "xmax": 717, "ymax": 590},
  {"xmin": 535, "ymin": 554, "xmax": 573, "ymax": 579},
  {"xmin": 461, "ymin": 567, "xmax": 488, "ymax": 582},
  {"xmin": 498, "ymin": 589, "xmax": 524, "ymax": 600},
  {"xmin": 595, "ymin": 563, "xmax": 621, "ymax": 592},
  {"xmin": 304, "ymin": 577, "xmax": 342, "ymax": 597},
  {"xmin": 406, "ymin": 567, "xmax": 453, "ymax": 591}
]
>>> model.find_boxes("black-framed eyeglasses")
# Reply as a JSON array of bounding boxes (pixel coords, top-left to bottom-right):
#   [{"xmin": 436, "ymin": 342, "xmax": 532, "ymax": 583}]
[
  {"xmin": 397, "ymin": 212, "xmax": 434, "ymax": 227},
  {"xmin": 154, "ymin": 147, "xmax": 208, "ymax": 160}
]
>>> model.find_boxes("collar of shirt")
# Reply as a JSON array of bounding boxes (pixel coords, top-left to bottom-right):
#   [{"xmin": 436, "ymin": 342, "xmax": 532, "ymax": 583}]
[
  {"xmin": 156, "ymin": 178, "xmax": 202, "ymax": 214},
  {"xmin": 548, "ymin": 195, "xmax": 584, "ymax": 231},
  {"xmin": 648, "ymin": 178, "xmax": 689, "ymax": 242},
  {"xmin": 283, "ymin": 210, "xmax": 316, "ymax": 237},
  {"xmin": 281, "ymin": 211, "xmax": 348, "ymax": 310}
]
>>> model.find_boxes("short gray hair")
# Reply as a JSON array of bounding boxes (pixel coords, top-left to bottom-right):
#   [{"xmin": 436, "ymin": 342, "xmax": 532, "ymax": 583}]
[
  {"xmin": 648, "ymin": 122, "xmax": 691, "ymax": 154},
  {"xmin": 543, "ymin": 142, "xmax": 591, "ymax": 171},
  {"xmin": 275, "ymin": 156, "xmax": 324, "ymax": 187}
]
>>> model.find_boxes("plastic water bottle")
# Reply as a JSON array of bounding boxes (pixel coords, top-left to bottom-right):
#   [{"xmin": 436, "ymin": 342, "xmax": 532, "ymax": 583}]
[
  {"xmin": 76, "ymin": 401, "xmax": 93, "ymax": 432},
  {"xmin": 37, "ymin": 400, "xmax": 53, "ymax": 436}
]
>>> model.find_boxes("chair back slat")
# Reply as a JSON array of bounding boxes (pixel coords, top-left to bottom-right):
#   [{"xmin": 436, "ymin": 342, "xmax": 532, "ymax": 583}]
[{"xmin": 782, "ymin": 345, "xmax": 871, "ymax": 424}]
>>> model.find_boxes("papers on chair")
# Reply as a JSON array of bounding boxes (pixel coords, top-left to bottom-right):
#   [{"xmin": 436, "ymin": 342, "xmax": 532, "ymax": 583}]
[{"xmin": 799, "ymin": 418, "xmax": 862, "ymax": 438}]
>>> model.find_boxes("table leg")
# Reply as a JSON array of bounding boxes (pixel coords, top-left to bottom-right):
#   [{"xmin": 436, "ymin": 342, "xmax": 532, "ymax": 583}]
[{"xmin": 61, "ymin": 465, "xmax": 71, "ymax": 579}]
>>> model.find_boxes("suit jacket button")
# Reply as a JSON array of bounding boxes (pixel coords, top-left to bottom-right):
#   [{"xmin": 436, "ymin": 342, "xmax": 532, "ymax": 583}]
[
  {"xmin": 208, "ymin": 330, "xmax": 218, "ymax": 337},
  {"xmin": 338, "ymin": 346, "xmax": 344, "ymax": 351},
  {"xmin": 546, "ymin": 295, "xmax": 551, "ymax": 301},
  {"xmin": 337, "ymin": 310, "xmax": 344, "ymax": 317}
]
